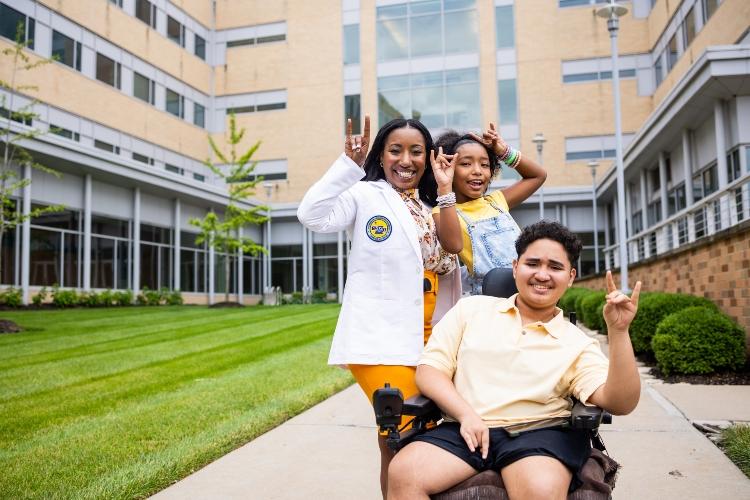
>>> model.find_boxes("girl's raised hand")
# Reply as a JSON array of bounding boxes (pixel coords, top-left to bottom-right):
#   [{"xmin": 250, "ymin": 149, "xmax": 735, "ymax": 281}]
[
  {"xmin": 345, "ymin": 115, "xmax": 370, "ymax": 167},
  {"xmin": 469, "ymin": 122, "xmax": 507, "ymax": 157},
  {"xmin": 430, "ymin": 147, "xmax": 455, "ymax": 195}
]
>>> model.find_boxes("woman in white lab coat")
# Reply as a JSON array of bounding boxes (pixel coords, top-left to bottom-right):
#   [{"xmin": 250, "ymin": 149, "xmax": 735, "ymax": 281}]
[{"xmin": 297, "ymin": 116, "xmax": 462, "ymax": 496}]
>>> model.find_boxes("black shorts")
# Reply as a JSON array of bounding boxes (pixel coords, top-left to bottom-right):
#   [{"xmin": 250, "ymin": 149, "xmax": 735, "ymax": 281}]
[{"xmin": 412, "ymin": 422, "xmax": 592, "ymax": 491}]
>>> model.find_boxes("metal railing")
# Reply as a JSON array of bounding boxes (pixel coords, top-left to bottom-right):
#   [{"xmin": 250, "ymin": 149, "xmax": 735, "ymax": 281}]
[{"xmin": 603, "ymin": 172, "xmax": 750, "ymax": 269}]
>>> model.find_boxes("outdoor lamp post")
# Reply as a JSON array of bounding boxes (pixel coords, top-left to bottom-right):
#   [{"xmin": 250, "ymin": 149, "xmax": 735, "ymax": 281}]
[
  {"xmin": 588, "ymin": 160, "xmax": 600, "ymax": 274},
  {"xmin": 532, "ymin": 133, "xmax": 546, "ymax": 220},
  {"xmin": 596, "ymin": 0, "xmax": 629, "ymax": 291}
]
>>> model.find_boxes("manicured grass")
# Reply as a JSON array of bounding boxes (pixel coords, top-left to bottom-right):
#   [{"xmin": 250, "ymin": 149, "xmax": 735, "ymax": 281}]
[
  {"xmin": 0, "ymin": 305, "xmax": 352, "ymax": 499},
  {"xmin": 721, "ymin": 424, "xmax": 750, "ymax": 478}
]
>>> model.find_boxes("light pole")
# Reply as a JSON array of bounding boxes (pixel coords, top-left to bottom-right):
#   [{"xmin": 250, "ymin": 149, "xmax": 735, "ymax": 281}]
[
  {"xmin": 588, "ymin": 160, "xmax": 600, "ymax": 274},
  {"xmin": 532, "ymin": 133, "xmax": 546, "ymax": 220},
  {"xmin": 263, "ymin": 182, "xmax": 274, "ymax": 294},
  {"xmin": 596, "ymin": 0, "xmax": 629, "ymax": 291}
]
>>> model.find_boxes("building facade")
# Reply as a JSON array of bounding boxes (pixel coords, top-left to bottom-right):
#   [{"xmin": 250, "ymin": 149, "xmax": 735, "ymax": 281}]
[{"xmin": 0, "ymin": 0, "xmax": 748, "ymax": 304}]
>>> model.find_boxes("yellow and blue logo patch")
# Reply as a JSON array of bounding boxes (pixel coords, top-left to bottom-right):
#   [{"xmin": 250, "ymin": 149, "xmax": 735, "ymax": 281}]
[{"xmin": 366, "ymin": 215, "xmax": 392, "ymax": 242}]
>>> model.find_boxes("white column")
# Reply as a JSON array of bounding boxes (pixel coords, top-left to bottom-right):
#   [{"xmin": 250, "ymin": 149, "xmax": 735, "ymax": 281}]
[
  {"xmin": 237, "ymin": 226, "xmax": 243, "ymax": 304},
  {"xmin": 714, "ymin": 100, "xmax": 730, "ymax": 230},
  {"xmin": 132, "ymin": 188, "xmax": 141, "ymax": 293},
  {"xmin": 20, "ymin": 164, "xmax": 31, "ymax": 304},
  {"xmin": 639, "ymin": 170, "xmax": 649, "ymax": 258},
  {"xmin": 83, "ymin": 174, "xmax": 92, "ymax": 290},
  {"xmin": 307, "ymin": 230, "xmax": 314, "ymax": 293},
  {"xmin": 337, "ymin": 230, "xmax": 344, "ymax": 304},
  {"xmin": 208, "ymin": 233, "xmax": 215, "ymax": 304},
  {"xmin": 301, "ymin": 226, "xmax": 308, "ymax": 294},
  {"xmin": 265, "ymin": 217, "xmax": 272, "ymax": 291},
  {"xmin": 174, "ymin": 199, "xmax": 181, "ymax": 291}
]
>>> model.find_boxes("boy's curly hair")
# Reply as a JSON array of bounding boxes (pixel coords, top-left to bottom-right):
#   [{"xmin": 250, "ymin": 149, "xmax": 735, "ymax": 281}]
[{"xmin": 515, "ymin": 220, "xmax": 582, "ymax": 267}]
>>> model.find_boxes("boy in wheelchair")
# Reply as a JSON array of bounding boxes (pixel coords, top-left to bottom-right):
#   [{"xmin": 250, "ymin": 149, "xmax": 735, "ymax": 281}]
[{"xmin": 386, "ymin": 221, "xmax": 642, "ymax": 499}]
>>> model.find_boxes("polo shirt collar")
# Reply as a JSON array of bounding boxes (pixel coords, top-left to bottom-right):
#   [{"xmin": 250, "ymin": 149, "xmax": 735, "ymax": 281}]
[{"xmin": 499, "ymin": 294, "xmax": 565, "ymax": 339}]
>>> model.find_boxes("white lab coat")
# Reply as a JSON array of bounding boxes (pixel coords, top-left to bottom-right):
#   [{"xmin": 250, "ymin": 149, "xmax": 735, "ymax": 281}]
[{"xmin": 297, "ymin": 154, "xmax": 461, "ymax": 366}]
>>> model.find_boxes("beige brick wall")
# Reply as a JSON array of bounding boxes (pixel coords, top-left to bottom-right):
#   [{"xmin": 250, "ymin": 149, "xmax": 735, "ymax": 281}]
[
  {"xmin": 172, "ymin": 0, "xmax": 213, "ymax": 27},
  {"xmin": 37, "ymin": 0, "xmax": 211, "ymax": 94},
  {"xmin": 215, "ymin": 0, "xmax": 288, "ymax": 30},
  {"xmin": 576, "ymin": 224, "xmax": 750, "ymax": 348}
]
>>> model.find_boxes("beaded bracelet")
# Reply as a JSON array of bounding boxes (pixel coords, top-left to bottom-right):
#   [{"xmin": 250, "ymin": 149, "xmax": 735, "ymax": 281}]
[{"xmin": 436, "ymin": 191, "xmax": 457, "ymax": 208}]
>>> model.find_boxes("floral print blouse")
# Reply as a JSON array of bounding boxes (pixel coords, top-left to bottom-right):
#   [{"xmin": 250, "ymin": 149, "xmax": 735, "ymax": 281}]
[{"xmin": 394, "ymin": 187, "xmax": 456, "ymax": 276}]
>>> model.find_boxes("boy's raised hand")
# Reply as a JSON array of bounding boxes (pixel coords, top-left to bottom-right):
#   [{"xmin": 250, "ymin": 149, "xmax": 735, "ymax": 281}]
[{"xmin": 602, "ymin": 270, "xmax": 642, "ymax": 334}]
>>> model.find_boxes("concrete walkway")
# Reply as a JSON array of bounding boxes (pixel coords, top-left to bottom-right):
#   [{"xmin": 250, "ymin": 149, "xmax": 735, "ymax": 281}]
[{"xmin": 154, "ymin": 338, "xmax": 750, "ymax": 499}]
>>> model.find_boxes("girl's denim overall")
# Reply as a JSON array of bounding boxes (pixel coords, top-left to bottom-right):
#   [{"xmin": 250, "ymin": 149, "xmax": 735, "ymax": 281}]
[{"xmin": 457, "ymin": 198, "xmax": 521, "ymax": 295}]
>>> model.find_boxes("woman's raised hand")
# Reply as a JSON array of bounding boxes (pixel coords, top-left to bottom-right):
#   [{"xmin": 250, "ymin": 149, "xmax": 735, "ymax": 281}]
[
  {"xmin": 469, "ymin": 122, "xmax": 507, "ymax": 157},
  {"xmin": 345, "ymin": 115, "xmax": 370, "ymax": 167},
  {"xmin": 430, "ymin": 146, "xmax": 456, "ymax": 196}
]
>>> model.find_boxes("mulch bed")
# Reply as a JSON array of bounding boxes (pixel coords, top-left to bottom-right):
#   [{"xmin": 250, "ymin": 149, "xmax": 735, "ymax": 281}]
[
  {"xmin": 638, "ymin": 353, "xmax": 750, "ymax": 385},
  {"xmin": 0, "ymin": 319, "xmax": 22, "ymax": 334},
  {"xmin": 209, "ymin": 301, "xmax": 245, "ymax": 308}
]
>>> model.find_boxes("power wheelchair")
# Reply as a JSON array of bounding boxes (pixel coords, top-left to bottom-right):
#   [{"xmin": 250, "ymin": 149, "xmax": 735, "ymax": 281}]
[{"xmin": 373, "ymin": 267, "xmax": 619, "ymax": 499}]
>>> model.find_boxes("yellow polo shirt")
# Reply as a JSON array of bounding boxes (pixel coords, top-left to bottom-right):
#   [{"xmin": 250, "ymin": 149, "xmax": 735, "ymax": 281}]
[
  {"xmin": 433, "ymin": 190, "xmax": 510, "ymax": 275},
  {"xmin": 419, "ymin": 294, "xmax": 609, "ymax": 428}
]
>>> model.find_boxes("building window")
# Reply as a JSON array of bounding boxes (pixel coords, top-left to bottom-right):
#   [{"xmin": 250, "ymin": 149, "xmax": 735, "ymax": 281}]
[
  {"xmin": 165, "ymin": 88, "xmax": 184, "ymax": 118},
  {"xmin": 666, "ymin": 34, "xmax": 678, "ymax": 72},
  {"xmin": 195, "ymin": 34, "xmax": 206, "ymax": 60},
  {"xmin": 654, "ymin": 52, "xmax": 664, "ymax": 87},
  {"xmin": 194, "ymin": 102, "xmax": 205, "ymax": 128},
  {"xmin": 343, "ymin": 24, "xmax": 360, "ymax": 65},
  {"xmin": 0, "ymin": 3, "xmax": 35, "ymax": 49},
  {"xmin": 133, "ymin": 72, "xmax": 155, "ymax": 105},
  {"xmin": 96, "ymin": 53, "xmax": 121, "ymax": 89},
  {"xmin": 495, "ymin": 5, "xmax": 514, "ymax": 49},
  {"xmin": 379, "ymin": 68, "xmax": 480, "ymax": 130},
  {"xmin": 0, "ymin": 106, "xmax": 32, "ymax": 126},
  {"xmin": 227, "ymin": 32, "xmax": 286, "ymax": 48},
  {"xmin": 165, "ymin": 164, "xmax": 183, "ymax": 175},
  {"xmin": 497, "ymin": 79, "xmax": 517, "ymax": 124},
  {"xmin": 559, "ymin": 0, "xmax": 592, "ymax": 7},
  {"xmin": 683, "ymin": 8, "xmax": 696, "ymax": 48},
  {"xmin": 667, "ymin": 182, "xmax": 686, "ymax": 216},
  {"xmin": 727, "ymin": 149, "xmax": 741, "ymax": 182},
  {"xmin": 50, "ymin": 124, "xmax": 80, "ymax": 141},
  {"xmin": 135, "ymin": 0, "xmax": 156, "ymax": 29},
  {"xmin": 226, "ymin": 101, "xmax": 286, "ymax": 114},
  {"xmin": 563, "ymin": 68, "xmax": 636, "ymax": 83},
  {"xmin": 108, "ymin": 0, "xmax": 123, "ymax": 7},
  {"xmin": 52, "ymin": 30, "xmax": 81, "ymax": 71},
  {"xmin": 132, "ymin": 152, "xmax": 154, "ymax": 165},
  {"xmin": 646, "ymin": 200, "xmax": 662, "ymax": 226},
  {"xmin": 344, "ymin": 94, "xmax": 361, "ymax": 132},
  {"xmin": 94, "ymin": 140, "xmax": 120, "ymax": 154},
  {"xmin": 167, "ymin": 16, "xmax": 185, "ymax": 47},
  {"xmin": 193, "ymin": 173, "xmax": 205, "ymax": 182},
  {"xmin": 376, "ymin": 1, "xmax": 478, "ymax": 62},
  {"xmin": 702, "ymin": 0, "xmax": 719, "ymax": 23}
]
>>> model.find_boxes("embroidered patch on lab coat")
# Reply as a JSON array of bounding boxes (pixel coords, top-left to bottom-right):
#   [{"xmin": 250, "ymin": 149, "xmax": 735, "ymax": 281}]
[{"xmin": 366, "ymin": 215, "xmax": 392, "ymax": 242}]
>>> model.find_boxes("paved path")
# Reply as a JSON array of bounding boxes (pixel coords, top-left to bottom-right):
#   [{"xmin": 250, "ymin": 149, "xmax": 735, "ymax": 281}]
[{"xmin": 154, "ymin": 334, "xmax": 750, "ymax": 499}]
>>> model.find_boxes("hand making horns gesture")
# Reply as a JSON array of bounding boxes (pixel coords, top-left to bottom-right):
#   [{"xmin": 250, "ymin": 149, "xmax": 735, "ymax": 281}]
[
  {"xmin": 345, "ymin": 115, "xmax": 371, "ymax": 167},
  {"xmin": 430, "ymin": 146, "xmax": 456, "ymax": 195},
  {"xmin": 469, "ymin": 121, "xmax": 508, "ymax": 157},
  {"xmin": 602, "ymin": 270, "xmax": 642, "ymax": 334}
]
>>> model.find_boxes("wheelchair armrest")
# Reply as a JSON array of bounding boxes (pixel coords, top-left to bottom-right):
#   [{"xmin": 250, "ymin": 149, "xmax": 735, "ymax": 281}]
[
  {"xmin": 403, "ymin": 394, "xmax": 439, "ymax": 418},
  {"xmin": 570, "ymin": 400, "xmax": 612, "ymax": 430}
]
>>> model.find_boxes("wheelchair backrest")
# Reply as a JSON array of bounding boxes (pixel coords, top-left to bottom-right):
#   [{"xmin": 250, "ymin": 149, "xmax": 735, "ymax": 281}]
[{"xmin": 481, "ymin": 267, "xmax": 518, "ymax": 298}]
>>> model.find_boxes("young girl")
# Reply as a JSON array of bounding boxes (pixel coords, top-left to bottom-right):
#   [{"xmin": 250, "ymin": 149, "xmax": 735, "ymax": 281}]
[{"xmin": 434, "ymin": 122, "xmax": 546, "ymax": 295}]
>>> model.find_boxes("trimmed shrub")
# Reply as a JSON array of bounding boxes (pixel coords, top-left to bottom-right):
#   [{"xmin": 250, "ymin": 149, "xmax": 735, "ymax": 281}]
[
  {"xmin": 580, "ymin": 291, "xmax": 607, "ymax": 331},
  {"xmin": 312, "ymin": 290, "xmax": 327, "ymax": 304},
  {"xmin": 0, "ymin": 287, "xmax": 23, "ymax": 308},
  {"xmin": 597, "ymin": 301, "xmax": 608, "ymax": 335},
  {"xmin": 558, "ymin": 287, "xmax": 592, "ymax": 314},
  {"xmin": 80, "ymin": 291, "xmax": 101, "ymax": 307},
  {"xmin": 52, "ymin": 287, "xmax": 79, "ymax": 307},
  {"xmin": 32, "ymin": 286, "xmax": 48, "ymax": 306},
  {"xmin": 114, "ymin": 290, "xmax": 133, "ymax": 306},
  {"xmin": 652, "ymin": 306, "xmax": 745, "ymax": 375},
  {"xmin": 166, "ymin": 290, "xmax": 183, "ymax": 305},
  {"xmin": 630, "ymin": 292, "xmax": 717, "ymax": 354}
]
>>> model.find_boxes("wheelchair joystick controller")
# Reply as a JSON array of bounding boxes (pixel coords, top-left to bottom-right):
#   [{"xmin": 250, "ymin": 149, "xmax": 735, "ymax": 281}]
[{"xmin": 373, "ymin": 383, "xmax": 404, "ymax": 451}]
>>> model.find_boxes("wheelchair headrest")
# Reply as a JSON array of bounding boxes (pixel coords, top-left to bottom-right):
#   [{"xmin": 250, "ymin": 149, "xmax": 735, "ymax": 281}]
[{"xmin": 481, "ymin": 267, "xmax": 518, "ymax": 298}]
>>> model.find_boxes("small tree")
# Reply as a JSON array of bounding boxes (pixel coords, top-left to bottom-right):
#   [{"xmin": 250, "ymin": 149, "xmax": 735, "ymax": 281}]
[
  {"xmin": 190, "ymin": 113, "xmax": 267, "ymax": 304},
  {"xmin": 0, "ymin": 24, "xmax": 63, "ymax": 288}
]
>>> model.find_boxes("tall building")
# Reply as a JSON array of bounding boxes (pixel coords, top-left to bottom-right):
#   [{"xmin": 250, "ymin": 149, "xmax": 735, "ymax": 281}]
[{"xmin": 1, "ymin": 0, "xmax": 749, "ymax": 311}]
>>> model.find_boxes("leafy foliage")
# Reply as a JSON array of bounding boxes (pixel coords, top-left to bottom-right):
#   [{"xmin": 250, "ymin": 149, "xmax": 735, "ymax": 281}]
[
  {"xmin": 579, "ymin": 291, "xmax": 607, "ymax": 331},
  {"xmin": 652, "ymin": 306, "xmax": 746, "ymax": 375},
  {"xmin": 558, "ymin": 287, "xmax": 593, "ymax": 314}
]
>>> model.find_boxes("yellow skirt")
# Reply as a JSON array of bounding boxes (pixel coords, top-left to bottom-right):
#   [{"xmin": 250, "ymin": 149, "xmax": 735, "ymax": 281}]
[{"xmin": 350, "ymin": 270, "xmax": 438, "ymax": 433}]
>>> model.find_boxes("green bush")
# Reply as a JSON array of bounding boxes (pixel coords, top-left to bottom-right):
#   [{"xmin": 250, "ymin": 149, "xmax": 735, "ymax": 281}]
[
  {"xmin": 558, "ymin": 287, "xmax": 592, "ymax": 314},
  {"xmin": 574, "ymin": 289, "xmax": 597, "ymax": 317},
  {"xmin": 312, "ymin": 290, "xmax": 327, "ymax": 304},
  {"xmin": 165, "ymin": 290, "xmax": 183, "ymax": 305},
  {"xmin": 597, "ymin": 301, "xmax": 608, "ymax": 335},
  {"xmin": 52, "ymin": 286, "xmax": 79, "ymax": 308},
  {"xmin": 114, "ymin": 290, "xmax": 133, "ymax": 306},
  {"xmin": 0, "ymin": 287, "xmax": 23, "ymax": 308},
  {"xmin": 80, "ymin": 291, "xmax": 100, "ymax": 307},
  {"xmin": 32, "ymin": 286, "xmax": 48, "ymax": 306},
  {"xmin": 630, "ymin": 292, "xmax": 717, "ymax": 353},
  {"xmin": 580, "ymin": 291, "xmax": 607, "ymax": 331},
  {"xmin": 98, "ymin": 289, "xmax": 114, "ymax": 307},
  {"xmin": 652, "ymin": 306, "xmax": 745, "ymax": 375},
  {"xmin": 137, "ymin": 287, "xmax": 162, "ymax": 306}
]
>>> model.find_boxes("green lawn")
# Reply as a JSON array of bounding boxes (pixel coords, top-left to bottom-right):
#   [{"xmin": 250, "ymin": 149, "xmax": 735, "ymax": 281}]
[
  {"xmin": 0, "ymin": 305, "xmax": 352, "ymax": 499},
  {"xmin": 721, "ymin": 424, "xmax": 750, "ymax": 478}
]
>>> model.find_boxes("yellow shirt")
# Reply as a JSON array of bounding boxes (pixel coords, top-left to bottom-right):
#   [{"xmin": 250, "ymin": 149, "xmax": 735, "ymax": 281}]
[
  {"xmin": 433, "ymin": 191, "xmax": 510, "ymax": 275},
  {"xmin": 419, "ymin": 294, "xmax": 609, "ymax": 428}
]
